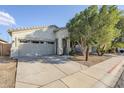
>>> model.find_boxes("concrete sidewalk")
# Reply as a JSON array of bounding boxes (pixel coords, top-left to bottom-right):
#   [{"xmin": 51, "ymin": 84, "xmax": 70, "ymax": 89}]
[
  {"xmin": 61, "ymin": 56, "xmax": 124, "ymax": 88},
  {"xmin": 15, "ymin": 56, "xmax": 124, "ymax": 88}
]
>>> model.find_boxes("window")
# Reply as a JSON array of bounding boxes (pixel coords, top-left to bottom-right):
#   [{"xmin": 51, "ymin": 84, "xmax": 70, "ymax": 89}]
[
  {"xmin": 19, "ymin": 39, "xmax": 30, "ymax": 43},
  {"xmin": 40, "ymin": 41, "xmax": 44, "ymax": 44},
  {"xmin": 47, "ymin": 41, "xmax": 54, "ymax": 44},
  {"xmin": 31, "ymin": 40, "xmax": 39, "ymax": 44}
]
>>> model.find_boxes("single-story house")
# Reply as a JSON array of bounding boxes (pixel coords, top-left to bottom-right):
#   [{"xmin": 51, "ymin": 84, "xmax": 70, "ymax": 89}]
[
  {"xmin": 0, "ymin": 38, "xmax": 11, "ymax": 56},
  {"xmin": 8, "ymin": 25, "xmax": 70, "ymax": 58}
]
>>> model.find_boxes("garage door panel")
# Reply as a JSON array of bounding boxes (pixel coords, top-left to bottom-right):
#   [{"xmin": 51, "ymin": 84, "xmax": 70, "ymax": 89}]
[
  {"xmin": 19, "ymin": 44, "xmax": 32, "ymax": 56},
  {"xmin": 47, "ymin": 44, "xmax": 55, "ymax": 55},
  {"xmin": 38, "ymin": 43, "xmax": 46, "ymax": 56},
  {"xmin": 18, "ymin": 41, "xmax": 55, "ymax": 57}
]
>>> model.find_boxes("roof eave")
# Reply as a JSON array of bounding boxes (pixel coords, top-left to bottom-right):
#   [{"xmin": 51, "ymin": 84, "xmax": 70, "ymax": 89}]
[
  {"xmin": 54, "ymin": 27, "xmax": 67, "ymax": 33},
  {"xmin": 0, "ymin": 39, "xmax": 8, "ymax": 44}
]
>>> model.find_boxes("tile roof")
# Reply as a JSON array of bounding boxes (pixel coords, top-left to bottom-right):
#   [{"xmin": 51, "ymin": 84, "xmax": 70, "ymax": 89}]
[{"xmin": 8, "ymin": 25, "xmax": 59, "ymax": 35}]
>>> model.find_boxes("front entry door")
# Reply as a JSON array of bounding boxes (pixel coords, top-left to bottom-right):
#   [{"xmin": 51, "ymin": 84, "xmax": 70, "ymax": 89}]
[
  {"xmin": 55, "ymin": 39, "xmax": 58, "ymax": 55},
  {"xmin": 62, "ymin": 38, "xmax": 67, "ymax": 55}
]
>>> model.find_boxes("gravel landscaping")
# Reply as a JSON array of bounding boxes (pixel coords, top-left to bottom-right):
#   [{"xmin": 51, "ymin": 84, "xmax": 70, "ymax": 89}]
[
  {"xmin": 69, "ymin": 54, "xmax": 114, "ymax": 67},
  {"xmin": 0, "ymin": 57, "xmax": 17, "ymax": 88}
]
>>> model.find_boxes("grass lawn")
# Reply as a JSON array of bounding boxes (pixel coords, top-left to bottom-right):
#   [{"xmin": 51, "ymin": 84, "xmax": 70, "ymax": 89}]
[
  {"xmin": 0, "ymin": 57, "xmax": 17, "ymax": 88},
  {"xmin": 69, "ymin": 54, "xmax": 114, "ymax": 67}
]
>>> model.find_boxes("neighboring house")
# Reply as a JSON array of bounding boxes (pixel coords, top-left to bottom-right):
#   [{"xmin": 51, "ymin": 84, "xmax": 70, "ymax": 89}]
[
  {"xmin": 8, "ymin": 25, "xmax": 70, "ymax": 58},
  {"xmin": 0, "ymin": 38, "xmax": 11, "ymax": 56}
]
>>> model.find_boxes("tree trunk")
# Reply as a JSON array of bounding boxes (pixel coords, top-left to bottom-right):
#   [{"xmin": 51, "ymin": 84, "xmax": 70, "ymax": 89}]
[
  {"xmin": 85, "ymin": 46, "xmax": 89, "ymax": 61},
  {"xmin": 96, "ymin": 46, "xmax": 100, "ymax": 56},
  {"xmin": 97, "ymin": 45, "xmax": 105, "ymax": 56},
  {"xmin": 100, "ymin": 45, "xmax": 105, "ymax": 56},
  {"xmin": 80, "ymin": 37, "xmax": 84, "ymax": 56}
]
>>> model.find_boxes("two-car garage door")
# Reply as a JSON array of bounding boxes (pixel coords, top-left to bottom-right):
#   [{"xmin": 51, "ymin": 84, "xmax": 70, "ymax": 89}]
[{"xmin": 18, "ymin": 39, "xmax": 55, "ymax": 57}]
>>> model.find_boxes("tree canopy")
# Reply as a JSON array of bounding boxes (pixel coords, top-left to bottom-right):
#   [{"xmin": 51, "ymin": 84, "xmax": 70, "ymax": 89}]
[
  {"xmin": 95, "ymin": 5, "xmax": 121, "ymax": 55},
  {"xmin": 67, "ymin": 5, "xmax": 122, "ymax": 61}
]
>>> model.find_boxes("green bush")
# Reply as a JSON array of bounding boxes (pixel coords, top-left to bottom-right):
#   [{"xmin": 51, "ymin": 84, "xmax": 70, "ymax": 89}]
[{"xmin": 114, "ymin": 42, "xmax": 124, "ymax": 48}]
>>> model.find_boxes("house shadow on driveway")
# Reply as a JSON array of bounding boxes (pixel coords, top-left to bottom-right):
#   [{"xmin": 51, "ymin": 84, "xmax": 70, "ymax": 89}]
[{"xmin": 17, "ymin": 55, "xmax": 72, "ymax": 64}]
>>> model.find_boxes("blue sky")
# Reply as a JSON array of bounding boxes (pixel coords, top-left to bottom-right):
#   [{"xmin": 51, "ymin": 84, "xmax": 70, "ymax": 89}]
[{"xmin": 0, "ymin": 5, "xmax": 124, "ymax": 42}]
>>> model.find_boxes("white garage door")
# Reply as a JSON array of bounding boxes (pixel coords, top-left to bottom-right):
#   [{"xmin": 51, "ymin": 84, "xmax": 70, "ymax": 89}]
[{"xmin": 18, "ymin": 39, "xmax": 55, "ymax": 57}]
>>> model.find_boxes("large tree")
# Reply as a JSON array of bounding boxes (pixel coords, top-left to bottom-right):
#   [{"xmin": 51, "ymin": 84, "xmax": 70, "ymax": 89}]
[
  {"xmin": 67, "ymin": 5, "xmax": 121, "ymax": 60},
  {"xmin": 95, "ymin": 5, "xmax": 121, "ymax": 56},
  {"xmin": 67, "ymin": 5, "xmax": 99, "ymax": 61},
  {"xmin": 67, "ymin": 5, "xmax": 122, "ymax": 61},
  {"xmin": 111, "ymin": 16, "xmax": 124, "ymax": 50}
]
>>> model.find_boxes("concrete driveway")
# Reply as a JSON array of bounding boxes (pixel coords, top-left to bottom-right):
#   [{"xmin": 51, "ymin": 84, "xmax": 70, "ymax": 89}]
[{"xmin": 15, "ymin": 56, "xmax": 88, "ymax": 88}]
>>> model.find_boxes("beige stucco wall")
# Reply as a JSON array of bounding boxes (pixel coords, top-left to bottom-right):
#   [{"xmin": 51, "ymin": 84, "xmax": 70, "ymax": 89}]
[
  {"xmin": 55, "ymin": 29, "xmax": 70, "ymax": 55},
  {"xmin": 10, "ymin": 26, "xmax": 70, "ymax": 58},
  {"xmin": 55, "ymin": 29, "xmax": 69, "ymax": 39},
  {"xmin": 10, "ymin": 26, "xmax": 57, "ymax": 57},
  {"xmin": 11, "ymin": 27, "xmax": 56, "ymax": 42}
]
